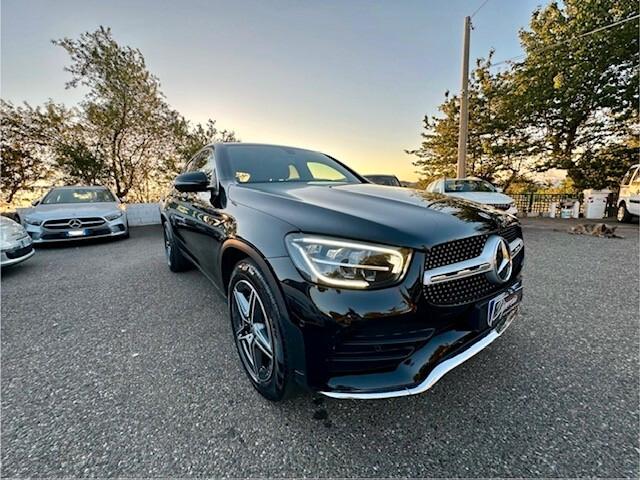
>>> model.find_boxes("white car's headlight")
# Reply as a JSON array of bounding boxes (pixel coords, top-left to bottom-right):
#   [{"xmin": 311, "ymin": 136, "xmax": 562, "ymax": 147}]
[
  {"xmin": 105, "ymin": 212, "xmax": 123, "ymax": 221},
  {"xmin": 285, "ymin": 234, "xmax": 412, "ymax": 289},
  {"xmin": 24, "ymin": 216, "xmax": 42, "ymax": 226}
]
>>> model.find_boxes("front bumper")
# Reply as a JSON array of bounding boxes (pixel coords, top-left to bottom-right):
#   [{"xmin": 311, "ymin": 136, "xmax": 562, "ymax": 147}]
[
  {"xmin": 1, "ymin": 238, "xmax": 35, "ymax": 267},
  {"xmin": 268, "ymin": 245, "xmax": 524, "ymax": 398},
  {"xmin": 26, "ymin": 217, "xmax": 128, "ymax": 243},
  {"xmin": 322, "ymin": 306, "xmax": 518, "ymax": 399}
]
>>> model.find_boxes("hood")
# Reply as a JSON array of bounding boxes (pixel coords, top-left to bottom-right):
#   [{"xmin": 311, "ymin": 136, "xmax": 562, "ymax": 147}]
[
  {"xmin": 443, "ymin": 191, "xmax": 514, "ymax": 205},
  {"xmin": 22, "ymin": 202, "xmax": 121, "ymax": 220},
  {"xmin": 228, "ymin": 183, "xmax": 515, "ymax": 250}
]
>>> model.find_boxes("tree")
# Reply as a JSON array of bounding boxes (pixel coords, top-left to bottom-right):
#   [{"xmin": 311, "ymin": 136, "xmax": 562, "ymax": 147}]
[
  {"xmin": 408, "ymin": 0, "xmax": 639, "ymax": 189},
  {"xmin": 0, "ymin": 100, "xmax": 69, "ymax": 203},
  {"xmin": 53, "ymin": 27, "xmax": 179, "ymax": 200},
  {"xmin": 51, "ymin": 27, "xmax": 238, "ymax": 202},
  {"xmin": 513, "ymin": 0, "xmax": 639, "ymax": 176},
  {"xmin": 407, "ymin": 57, "xmax": 533, "ymax": 186}
]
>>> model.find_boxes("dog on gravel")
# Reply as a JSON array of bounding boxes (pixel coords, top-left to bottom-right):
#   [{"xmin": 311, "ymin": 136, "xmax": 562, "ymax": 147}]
[{"xmin": 569, "ymin": 223, "xmax": 623, "ymax": 238}]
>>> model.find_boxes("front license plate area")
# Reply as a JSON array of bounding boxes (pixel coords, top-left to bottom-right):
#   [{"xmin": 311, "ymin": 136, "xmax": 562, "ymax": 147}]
[
  {"xmin": 487, "ymin": 283, "xmax": 522, "ymax": 332},
  {"xmin": 67, "ymin": 230, "xmax": 85, "ymax": 237}
]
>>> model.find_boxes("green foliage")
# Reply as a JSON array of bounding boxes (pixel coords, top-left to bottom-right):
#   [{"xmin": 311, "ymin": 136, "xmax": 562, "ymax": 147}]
[
  {"xmin": 3, "ymin": 26, "xmax": 242, "ymax": 204},
  {"xmin": 407, "ymin": 56, "xmax": 535, "ymax": 187},
  {"xmin": 0, "ymin": 100, "xmax": 70, "ymax": 203},
  {"xmin": 409, "ymin": 0, "xmax": 639, "ymax": 190}
]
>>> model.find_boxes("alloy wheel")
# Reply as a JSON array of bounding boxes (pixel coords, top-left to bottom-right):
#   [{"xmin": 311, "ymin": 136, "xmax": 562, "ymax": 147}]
[
  {"xmin": 231, "ymin": 279, "xmax": 275, "ymax": 383},
  {"xmin": 617, "ymin": 205, "xmax": 625, "ymax": 222}
]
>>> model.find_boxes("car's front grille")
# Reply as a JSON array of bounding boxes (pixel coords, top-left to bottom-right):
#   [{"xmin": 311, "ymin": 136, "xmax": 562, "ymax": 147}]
[
  {"xmin": 5, "ymin": 244, "xmax": 33, "ymax": 259},
  {"xmin": 425, "ymin": 234, "xmax": 488, "ymax": 270},
  {"xmin": 501, "ymin": 224, "xmax": 522, "ymax": 242},
  {"xmin": 43, "ymin": 217, "xmax": 105, "ymax": 230},
  {"xmin": 491, "ymin": 203, "xmax": 513, "ymax": 211},
  {"xmin": 40, "ymin": 227, "xmax": 112, "ymax": 240},
  {"xmin": 423, "ymin": 224, "xmax": 523, "ymax": 306},
  {"xmin": 327, "ymin": 324, "xmax": 435, "ymax": 375}
]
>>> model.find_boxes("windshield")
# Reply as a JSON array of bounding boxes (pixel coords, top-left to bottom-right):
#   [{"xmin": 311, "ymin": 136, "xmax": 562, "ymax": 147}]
[
  {"xmin": 42, "ymin": 188, "xmax": 115, "ymax": 204},
  {"xmin": 366, "ymin": 175, "xmax": 401, "ymax": 186},
  {"xmin": 444, "ymin": 179, "xmax": 496, "ymax": 193},
  {"xmin": 226, "ymin": 145, "xmax": 361, "ymax": 185}
]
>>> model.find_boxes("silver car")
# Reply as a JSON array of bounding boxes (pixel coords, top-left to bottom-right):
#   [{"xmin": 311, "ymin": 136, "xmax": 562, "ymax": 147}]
[
  {"xmin": 1, "ymin": 216, "xmax": 35, "ymax": 266},
  {"xmin": 22, "ymin": 186, "xmax": 129, "ymax": 243}
]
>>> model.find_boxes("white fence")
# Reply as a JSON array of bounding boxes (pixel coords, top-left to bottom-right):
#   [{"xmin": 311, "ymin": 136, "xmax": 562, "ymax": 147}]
[{"xmin": 125, "ymin": 203, "xmax": 161, "ymax": 226}]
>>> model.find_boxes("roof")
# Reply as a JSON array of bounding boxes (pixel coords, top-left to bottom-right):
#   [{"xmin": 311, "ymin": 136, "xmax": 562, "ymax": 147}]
[
  {"xmin": 210, "ymin": 142, "xmax": 321, "ymax": 153},
  {"xmin": 50, "ymin": 185, "xmax": 109, "ymax": 190}
]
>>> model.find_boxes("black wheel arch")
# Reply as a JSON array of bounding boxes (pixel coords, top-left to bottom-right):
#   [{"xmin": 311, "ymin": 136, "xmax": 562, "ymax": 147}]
[{"xmin": 220, "ymin": 238, "xmax": 309, "ymax": 389}]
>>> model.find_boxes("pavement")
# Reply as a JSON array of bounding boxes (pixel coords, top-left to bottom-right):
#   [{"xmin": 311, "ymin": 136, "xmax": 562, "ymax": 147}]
[{"xmin": 1, "ymin": 221, "xmax": 639, "ymax": 478}]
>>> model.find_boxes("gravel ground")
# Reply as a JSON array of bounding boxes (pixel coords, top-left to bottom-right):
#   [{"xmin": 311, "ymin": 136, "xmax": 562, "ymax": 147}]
[{"xmin": 1, "ymin": 222, "xmax": 638, "ymax": 478}]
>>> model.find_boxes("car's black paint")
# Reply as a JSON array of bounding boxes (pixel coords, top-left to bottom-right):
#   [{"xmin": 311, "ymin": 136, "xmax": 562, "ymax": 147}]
[
  {"xmin": 174, "ymin": 171, "xmax": 213, "ymax": 193},
  {"xmin": 161, "ymin": 143, "xmax": 523, "ymax": 395}
]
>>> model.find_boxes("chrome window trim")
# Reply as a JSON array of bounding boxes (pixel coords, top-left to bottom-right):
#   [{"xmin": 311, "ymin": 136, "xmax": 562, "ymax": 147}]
[{"xmin": 423, "ymin": 236, "xmax": 523, "ymax": 286}]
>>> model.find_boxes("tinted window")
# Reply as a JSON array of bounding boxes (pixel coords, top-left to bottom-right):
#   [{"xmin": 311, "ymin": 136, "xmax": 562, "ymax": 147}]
[
  {"xmin": 621, "ymin": 167, "xmax": 637, "ymax": 186},
  {"xmin": 444, "ymin": 179, "xmax": 496, "ymax": 193},
  {"xmin": 186, "ymin": 150, "xmax": 210, "ymax": 172},
  {"xmin": 42, "ymin": 188, "xmax": 115, "ymax": 204},
  {"xmin": 226, "ymin": 145, "xmax": 360, "ymax": 184},
  {"xmin": 366, "ymin": 175, "xmax": 401, "ymax": 186}
]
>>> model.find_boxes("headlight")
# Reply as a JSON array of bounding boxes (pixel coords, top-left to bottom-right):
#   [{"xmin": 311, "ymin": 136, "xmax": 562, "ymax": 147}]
[
  {"xmin": 24, "ymin": 216, "xmax": 42, "ymax": 226},
  {"xmin": 105, "ymin": 212, "xmax": 123, "ymax": 221},
  {"xmin": 285, "ymin": 234, "xmax": 412, "ymax": 289}
]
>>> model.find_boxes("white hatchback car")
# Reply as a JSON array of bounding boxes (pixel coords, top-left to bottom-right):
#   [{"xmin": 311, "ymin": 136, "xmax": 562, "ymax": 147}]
[
  {"xmin": 426, "ymin": 177, "xmax": 518, "ymax": 216},
  {"xmin": 617, "ymin": 164, "xmax": 640, "ymax": 222}
]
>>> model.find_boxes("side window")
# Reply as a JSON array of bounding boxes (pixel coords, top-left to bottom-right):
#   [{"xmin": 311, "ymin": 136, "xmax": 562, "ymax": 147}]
[
  {"xmin": 621, "ymin": 168, "xmax": 637, "ymax": 186},
  {"xmin": 631, "ymin": 168, "xmax": 640, "ymax": 185},
  {"xmin": 307, "ymin": 162, "xmax": 346, "ymax": 181},
  {"xmin": 185, "ymin": 148, "xmax": 216, "ymax": 185},
  {"xmin": 200, "ymin": 149, "xmax": 217, "ymax": 185},
  {"xmin": 187, "ymin": 150, "xmax": 209, "ymax": 172}
]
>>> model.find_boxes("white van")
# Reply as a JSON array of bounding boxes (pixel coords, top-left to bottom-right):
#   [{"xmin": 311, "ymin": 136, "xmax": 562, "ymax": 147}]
[{"xmin": 617, "ymin": 164, "xmax": 640, "ymax": 222}]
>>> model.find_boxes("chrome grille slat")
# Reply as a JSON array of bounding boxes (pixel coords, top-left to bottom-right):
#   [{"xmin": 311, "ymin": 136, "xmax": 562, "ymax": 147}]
[
  {"xmin": 43, "ymin": 217, "xmax": 106, "ymax": 230},
  {"xmin": 423, "ymin": 225, "xmax": 524, "ymax": 306}
]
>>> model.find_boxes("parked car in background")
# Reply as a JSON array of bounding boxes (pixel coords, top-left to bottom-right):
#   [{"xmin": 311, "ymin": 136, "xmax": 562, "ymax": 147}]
[
  {"xmin": 364, "ymin": 174, "xmax": 402, "ymax": 187},
  {"xmin": 22, "ymin": 186, "xmax": 129, "ymax": 243},
  {"xmin": 1, "ymin": 216, "xmax": 35, "ymax": 267},
  {"xmin": 161, "ymin": 143, "xmax": 524, "ymax": 401},
  {"xmin": 617, "ymin": 164, "xmax": 639, "ymax": 222},
  {"xmin": 426, "ymin": 177, "xmax": 518, "ymax": 216}
]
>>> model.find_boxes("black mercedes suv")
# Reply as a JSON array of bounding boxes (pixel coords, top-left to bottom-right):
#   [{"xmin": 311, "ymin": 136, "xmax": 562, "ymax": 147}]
[{"xmin": 161, "ymin": 143, "xmax": 524, "ymax": 400}]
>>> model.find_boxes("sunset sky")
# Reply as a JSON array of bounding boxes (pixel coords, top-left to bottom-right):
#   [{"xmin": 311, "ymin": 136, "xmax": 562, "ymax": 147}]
[{"xmin": 1, "ymin": 0, "xmax": 545, "ymax": 181}]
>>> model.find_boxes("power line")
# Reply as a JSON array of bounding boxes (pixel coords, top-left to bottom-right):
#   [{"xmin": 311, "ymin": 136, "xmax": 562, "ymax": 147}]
[
  {"xmin": 489, "ymin": 12, "xmax": 640, "ymax": 68},
  {"xmin": 470, "ymin": 0, "xmax": 491, "ymax": 19}
]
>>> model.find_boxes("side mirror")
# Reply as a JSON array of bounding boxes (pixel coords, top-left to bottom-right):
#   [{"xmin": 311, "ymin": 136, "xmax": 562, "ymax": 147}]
[
  {"xmin": 31, "ymin": 199, "xmax": 40, "ymax": 206},
  {"xmin": 496, "ymin": 187, "xmax": 503, "ymax": 193},
  {"xmin": 174, "ymin": 171, "xmax": 213, "ymax": 193}
]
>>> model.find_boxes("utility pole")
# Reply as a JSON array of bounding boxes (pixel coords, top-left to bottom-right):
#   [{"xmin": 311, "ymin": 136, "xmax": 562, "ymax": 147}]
[{"xmin": 457, "ymin": 15, "xmax": 471, "ymax": 179}]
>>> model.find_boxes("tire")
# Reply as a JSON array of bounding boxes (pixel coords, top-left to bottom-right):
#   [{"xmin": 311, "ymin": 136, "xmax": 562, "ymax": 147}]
[
  {"xmin": 228, "ymin": 258, "xmax": 295, "ymax": 401},
  {"xmin": 162, "ymin": 220, "xmax": 191, "ymax": 272},
  {"xmin": 617, "ymin": 202, "xmax": 632, "ymax": 223}
]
